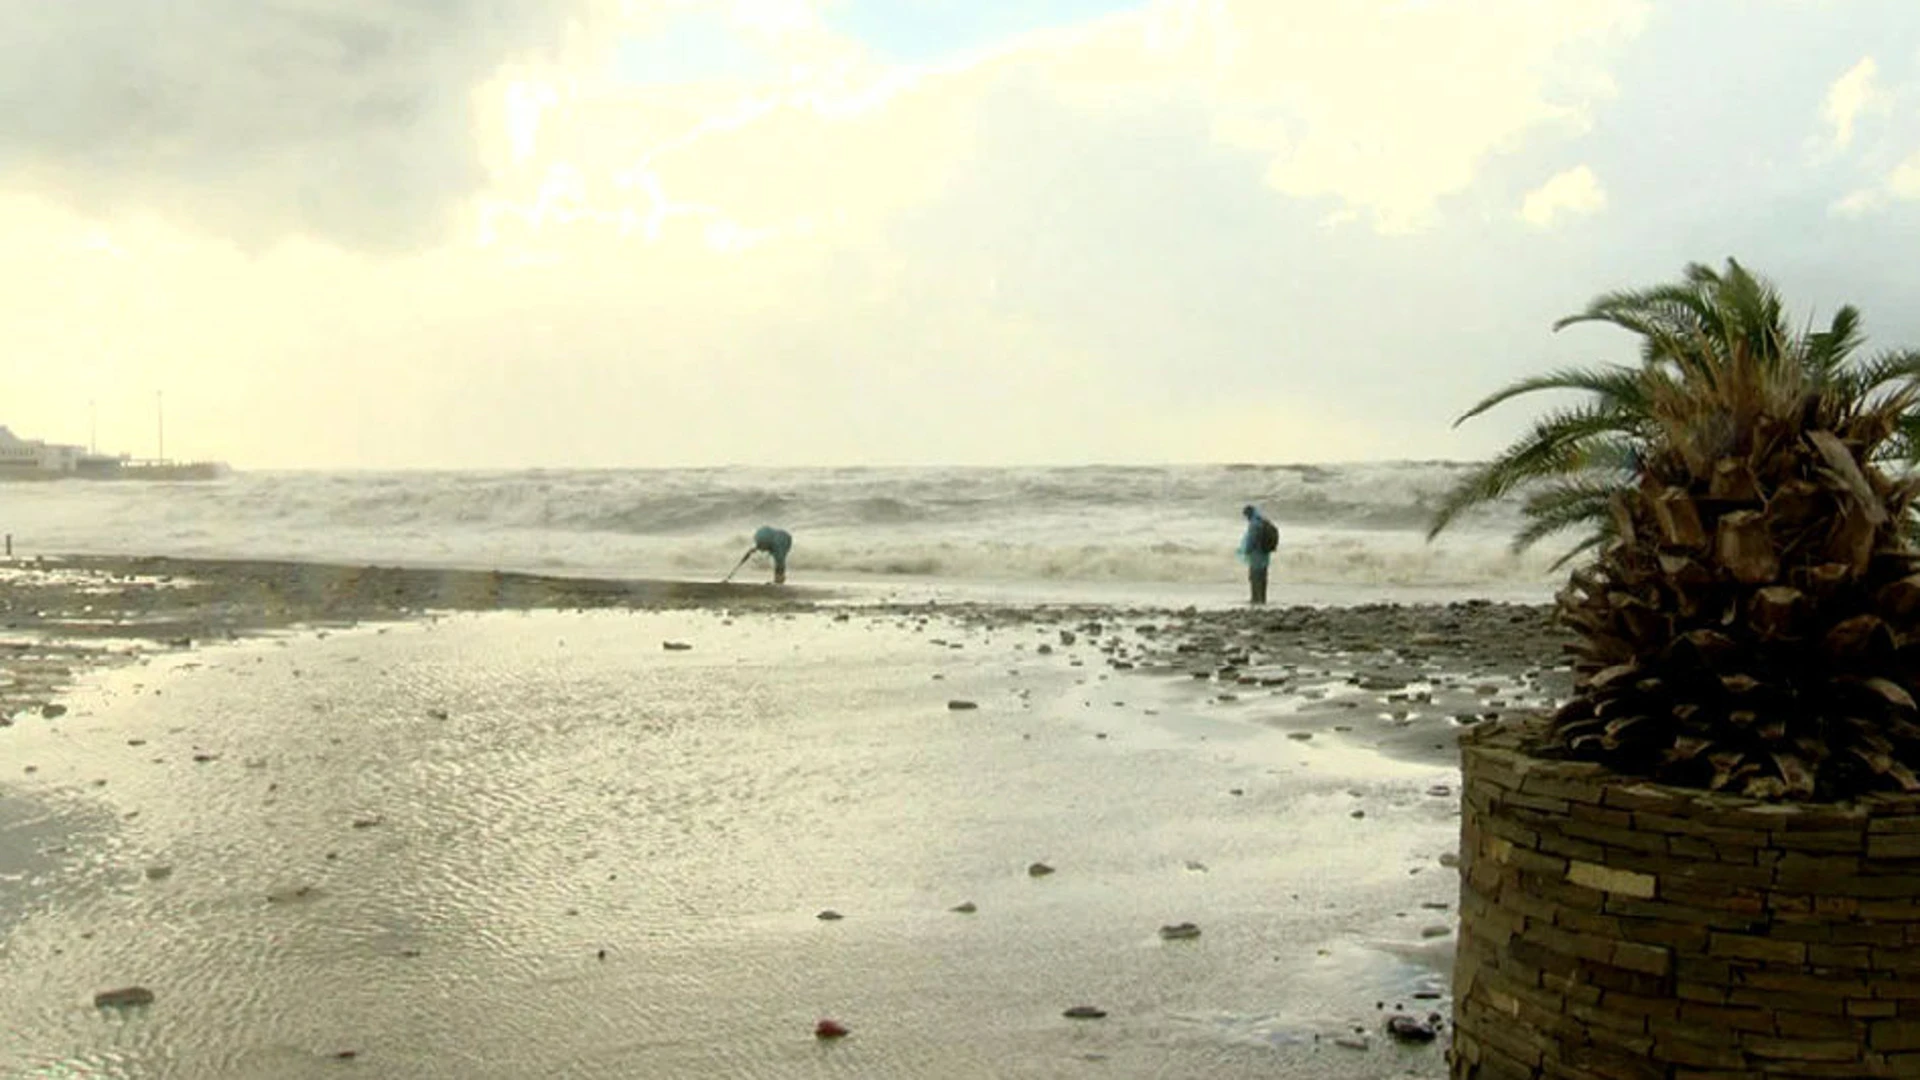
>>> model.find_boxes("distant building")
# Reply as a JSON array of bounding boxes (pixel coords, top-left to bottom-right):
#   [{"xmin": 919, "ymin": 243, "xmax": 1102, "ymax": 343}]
[
  {"xmin": 0, "ymin": 425, "xmax": 85, "ymax": 473},
  {"xmin": 0, "ymin": 424, "xmax": 226, "ymax": 481}
]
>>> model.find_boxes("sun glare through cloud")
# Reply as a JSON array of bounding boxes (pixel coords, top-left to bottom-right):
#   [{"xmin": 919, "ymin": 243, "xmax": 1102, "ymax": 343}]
[{"xmin": 0, "ymin": 0, "xmax": 1914, "ymax": 470}]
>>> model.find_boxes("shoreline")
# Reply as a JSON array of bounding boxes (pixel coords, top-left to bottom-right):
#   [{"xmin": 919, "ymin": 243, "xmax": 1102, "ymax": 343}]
[
  {"xmin": 0, "ymin": 553, "xmax": 1574, "ymax": 736},
  {"xmin": 0, "ymin": 554, "xmax": 810, "ymax": 724}
]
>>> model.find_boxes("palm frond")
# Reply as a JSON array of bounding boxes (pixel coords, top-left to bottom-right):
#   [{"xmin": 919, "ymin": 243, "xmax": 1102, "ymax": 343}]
[
  {"xmin": 1545, "ymin": 531, "xmax": 1610, "ymax": 572},
  {"xmin": 1427, "ymin": 403, "xmax": 1642, "ymax": 538},
  {"xmin": 1806, "ymin": 304, "xmax": 1865, "ymax": 377},
  {"xmin": 1451, "ymin": 365, "xmax": 1645, "ymax": 427},
  {"xmin": 1513, "ymin": 475, "xmax": 1626, "ymax": 554}
]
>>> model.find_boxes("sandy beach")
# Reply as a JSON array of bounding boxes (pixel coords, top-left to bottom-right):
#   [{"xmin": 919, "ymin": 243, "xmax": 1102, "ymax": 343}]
[{"xmin": 0, "ymin": 556, "xmax": 1571, "ymax": 1079}]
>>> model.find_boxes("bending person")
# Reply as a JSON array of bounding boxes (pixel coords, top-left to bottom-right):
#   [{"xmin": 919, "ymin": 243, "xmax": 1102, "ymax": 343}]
[{"xmin": 746, "ymin": 525, "xmax": 793, "ymax": 584}]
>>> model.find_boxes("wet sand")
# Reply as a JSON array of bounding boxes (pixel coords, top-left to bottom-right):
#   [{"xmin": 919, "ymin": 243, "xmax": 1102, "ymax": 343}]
[
  {"xmin": 0, "ymin": 555, "xmax": 803, "ymax": 725},
  {"xmin": 0, "ymin": 556, "xmax": 1574, "ymax": 1078}
]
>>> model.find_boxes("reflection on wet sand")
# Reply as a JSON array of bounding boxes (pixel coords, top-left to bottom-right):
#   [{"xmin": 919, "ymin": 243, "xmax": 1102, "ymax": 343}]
[{"xmin": 0, "ymin": 563, "xmax": 1573, "ymax": 1078}]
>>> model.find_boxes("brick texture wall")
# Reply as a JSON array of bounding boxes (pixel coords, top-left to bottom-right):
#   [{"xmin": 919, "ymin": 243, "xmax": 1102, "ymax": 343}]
[{"xmin": 1454, "ymin": 718, "xmax": 1920, "ymax": 1080}]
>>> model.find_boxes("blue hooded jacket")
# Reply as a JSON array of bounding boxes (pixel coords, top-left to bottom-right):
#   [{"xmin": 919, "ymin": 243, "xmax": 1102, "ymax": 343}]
[
  {"xmin": 753, "ymin": 525, "xmax": 793, "ymax": 568},
  {"xmin": 1238, "ymin": 507, "xmax": 1272, "ymax": 571}
]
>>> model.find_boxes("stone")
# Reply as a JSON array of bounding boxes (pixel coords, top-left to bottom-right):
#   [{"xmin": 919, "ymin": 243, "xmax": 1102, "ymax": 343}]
[
  {"xmin": 947, "ymin": 700, "xmax": 979, "ymax": 711},
  {"xmin": 1565, "ymin": 860, "xmax": 1656, "ymax": 899},
  {"xmin": 1063, "ymin": 1006, "xmax": 1107, "ymax": 1019},
  {"xmin": 144, "ymin": 865, "xmax": 173, "ymax": 881},
  {"xmin": 94, "ymin": 986, "xmax": 155, "ymax": 1008},
  {"xmin": 41, "ymin": 703, "xmax": 66, "ymax": 718},
  {"xmin": 950, "ymin": 901, "xmax": 977, "ymax": 914},
  {"xmin": 814, "ymin": 1019, "xmax": 849, "ymax": 1039},
  {"xmin": 816, "ymin": 910, "xmax": 844, "ymax": 921},
  {"xmin": 1159, "ymin": 922, "xmax": 1202, "ymax": 940},
  {"xmin": 662, "ymin": 641, "xmax": 692, "ymax": 651},
  {"xmin": 1028, "ymin": 861, "xmax": 1056, "ymax": 877},
  {"xmin": 1385, "ymin": 1014, "xmax": 1437, "ymax": 1042}
]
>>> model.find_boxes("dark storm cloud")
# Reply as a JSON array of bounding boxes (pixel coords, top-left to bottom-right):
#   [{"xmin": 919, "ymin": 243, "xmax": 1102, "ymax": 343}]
[{"xmin": 0, "ymin": 0, "xmax": 589, "ymax": 249}]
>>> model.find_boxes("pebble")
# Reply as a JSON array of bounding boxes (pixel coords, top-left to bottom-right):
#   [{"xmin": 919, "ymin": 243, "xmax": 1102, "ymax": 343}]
[
  {"xmin": 1028, "ymin": 861, "xmax": 1056, "ymax": 877},
  {"xmin": 950, "ymin": 901, "xmax": 977, "ymax": 914},
  {"xmin": 145, "ymin": 865, "xmax": 173, "ymax": 881},
  {"xmin": 1385, "ymin": 1014, "xmax": 1438, "ymax": 1042},
  {"xmin": 662, "ymin": 641, "xmax": 692, "ymax": 651},
  {"xmin": 817, "ymin": 910, "xmax": 844, "ymax": 921},
  {"xmin": 94, "ymin": 986, "xmax": 155, "ymax": 1008},
  {"xmin": 947, "ymin": 699, "xmax": 978, "ymax": 711},
  {"xmin": 1158, "ymin": 922, "xmax": 1201, "ymax": 940},
  {"xmin": 1062, "ymin": 1005, "xmax": 1107, "ymax": 1019},
  {"xmin": 41, "ymin": 703, "xmax": 67, "ymax": 718},
  {"xmin": 815, "ymin": 1019, "xmax": 850, "ymax": 1039}
]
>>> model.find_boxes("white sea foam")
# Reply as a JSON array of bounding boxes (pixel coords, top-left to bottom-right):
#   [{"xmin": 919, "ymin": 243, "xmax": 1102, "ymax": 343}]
[{"xmin": 0, "ymin": 463, "xmax": 1566, "ymax": 603}]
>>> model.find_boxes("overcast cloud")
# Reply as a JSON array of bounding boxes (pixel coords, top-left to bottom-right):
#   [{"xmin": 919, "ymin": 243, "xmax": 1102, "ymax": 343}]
[{"xmin": 2, "ymin": 0, "xmax": 1918, "ymax": 468}]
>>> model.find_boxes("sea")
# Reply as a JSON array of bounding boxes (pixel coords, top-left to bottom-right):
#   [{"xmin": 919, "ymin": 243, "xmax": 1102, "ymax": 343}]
[{"xmin": 0, "ymin": 462, "xmax": 1563, "ymax": 607}]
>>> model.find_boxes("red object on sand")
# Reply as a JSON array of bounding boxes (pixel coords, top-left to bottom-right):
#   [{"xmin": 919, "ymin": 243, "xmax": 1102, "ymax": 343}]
[{"xmin": 815, "ymin": 1019, "xmax": 850, "ymax": 1039}]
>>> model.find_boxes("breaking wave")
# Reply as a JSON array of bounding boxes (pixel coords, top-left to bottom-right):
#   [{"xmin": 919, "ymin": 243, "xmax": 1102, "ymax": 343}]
[{"xmin": 0, "ymin": 463, "xmax": 1561, "ymax": 597}]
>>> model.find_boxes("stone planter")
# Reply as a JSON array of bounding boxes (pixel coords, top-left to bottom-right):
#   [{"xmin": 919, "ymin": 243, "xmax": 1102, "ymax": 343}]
[{"xmin": 1453, "ymin": 717, "xmax": 1920, "ymax": 1080}]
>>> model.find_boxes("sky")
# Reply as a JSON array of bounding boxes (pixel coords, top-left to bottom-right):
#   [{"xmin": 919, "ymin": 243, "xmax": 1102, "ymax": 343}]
[{"xmin": 4, "ymin": 0, "xmax": 1920, "ymax": 469}]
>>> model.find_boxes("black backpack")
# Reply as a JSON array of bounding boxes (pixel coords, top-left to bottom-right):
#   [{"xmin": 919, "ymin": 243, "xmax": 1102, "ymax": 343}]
[{"xmin": 1257, "ymin": 519, "xmax": 1279, "ymax": 553}]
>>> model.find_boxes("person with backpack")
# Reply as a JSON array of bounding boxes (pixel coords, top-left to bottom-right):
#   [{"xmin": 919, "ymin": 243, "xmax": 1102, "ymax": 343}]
[{"xmin": 1238, "ymin": 505, "xmax": 1278, "ymax": 604}]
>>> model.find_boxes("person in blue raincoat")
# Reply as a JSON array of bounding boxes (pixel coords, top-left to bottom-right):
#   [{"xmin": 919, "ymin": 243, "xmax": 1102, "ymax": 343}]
[
  {"xmin": 746, "ymin": 525, "xmax": 793, "ymax": 584},
  {"xmin": 1237, "ymin": 505, "xmax": 1276, "ymax": 605}
]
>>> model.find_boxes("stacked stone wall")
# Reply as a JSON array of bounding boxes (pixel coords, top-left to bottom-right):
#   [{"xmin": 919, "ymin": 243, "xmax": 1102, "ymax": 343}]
[{"xmin": 1455, "ymin": 718, "xmax": 1920, "ymax": 1080}]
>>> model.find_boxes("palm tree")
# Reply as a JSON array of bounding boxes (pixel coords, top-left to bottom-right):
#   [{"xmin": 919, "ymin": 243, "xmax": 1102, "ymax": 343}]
[{"xmin": 1432, "ymin": 259, "xmax": 1920, "ymax": 799}]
